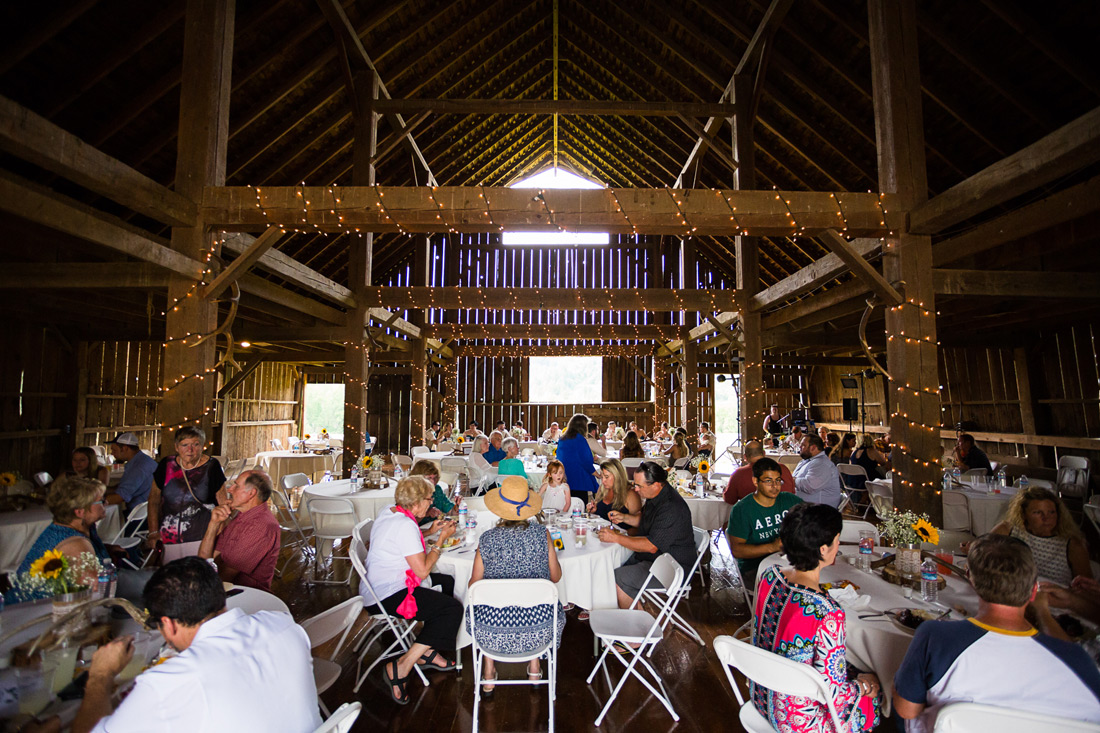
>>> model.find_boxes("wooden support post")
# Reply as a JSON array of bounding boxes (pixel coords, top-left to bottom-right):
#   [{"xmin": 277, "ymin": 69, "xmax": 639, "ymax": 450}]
[
  {"xmin": 733, "ymin": 73, "xmax": 766, "ymax": 444},
  {"xmin": 1013, "ymin": 347, "xmax": 1042, "ymax": 468},
  {"xmin": 343, "ymin": 69, "xmax": 377, "ymax": 474},
  {"xmin": 161, "ymin": 0, "xmax": 233, "ymax": 456},
  {"xmin": 869, "ymin": 0, "xmax": 942, "ymax": 524}
]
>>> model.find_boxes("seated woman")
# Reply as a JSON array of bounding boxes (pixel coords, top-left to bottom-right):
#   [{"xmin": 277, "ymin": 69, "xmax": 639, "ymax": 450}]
[
  {"xmin": 653, "ymin": 421, "xmax": 672, "ymax": 441},
  {"xmin": 408, "ymin": 459, "xmax": 453, "ymax": 522},
  {"xmin": 468, "ymin": 435, "xmax": 493, "ymax": 474},
  {"xmin": 627, "ymin": 421, "xmax": 647, "ymax": 440},
  {"xmin": 587, "ymin": 459, "xmax": 641, "ymax": 528},
  {"xmin": 496, "ymin": 437, "xmax": 528, "ymax": 480},
  {"xmin": 620, "ymin": 430, "xmax": 645, "ymax": 459},
  {"xmin": 68, "ymin": 446, "xmax": 109, "ymax": 484},
  {"xmin": 753, "ymin": 502, "xmax": 881, "ymax": 732},
  {"xmin": 665, "ymin": 431, "xmax": 691, "ymax": 465},
  {"xmin": 8, "ymin": 475, "xmax": 111, "ymax": 602},
  {"xmin": 538, "ymin": 460, "xmax": 571, "ymax": 513},
  {"xmin": 468, "ymin": 476, "xmax": 565, "ymax": 694},
  {"xmin": 846, "ymin": 433, "xmax": 890, "ymax": 491},
  {"xmin": 990, "ymin": 487, "xmax": 1091, "ymax": 586},
  {"xmin": 363, "ymin": 477, "xmax": 462, "ymax": 705},
  {"xmin": 830, "ymin": 432, "xmax": 856, "ymax": 465}
]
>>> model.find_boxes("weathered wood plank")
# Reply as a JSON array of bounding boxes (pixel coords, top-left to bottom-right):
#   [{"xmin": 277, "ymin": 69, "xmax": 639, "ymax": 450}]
[
  {"xmin": 909, "ymin": 105, "xmax": 1100, "ymax": 234},
  {"xmin": 238, "ymin": 274, "xmax": 345, "ymax": 323},
  {"xmin": 202, "ymin": 186, "xmax": 904, "ymax": 236},
  {"xmin": 751, "ymin": 238, "xmax": 881, "ymax": 310},
  {"xmin": 452, "ymin": 344, "xmax": 654, "ymax": 357},
  {"xmin": 0, "ymin": 95, "xmax": 196, "ymax": 227},
  {"xmin": 932, "ymin": 269, "xmax": 1100, "ymax": 298},
  {"xmin": 221, "ymin": 232, "xmax": 356, "ymax": 307},
  {"xmin": 421, "ymin": 323, "xmax": 683, "ymax": 340},
  {"xmin": 204, "ymin": 226, "xmax": 282, "ymax": 299},
  {"xmin": 819, "ymin": 229, "xmax": 902, "ymax": 305},
  {"xmin": 360, "ymin": 286, "xmax": 734, "ymax": 311},
  {"xmin": 0, "ymin": 263, "xmax": 170, "ymax": 289}
]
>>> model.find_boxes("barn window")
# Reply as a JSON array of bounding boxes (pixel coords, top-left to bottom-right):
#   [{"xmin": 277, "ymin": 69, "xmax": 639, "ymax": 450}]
[
  {"xmin": 528, "ymin": 356, "xmax": 602, "ymax": 403},
  {"xmin": 502, "ymin": 168, "xmax": 609, "ymax": 247}
]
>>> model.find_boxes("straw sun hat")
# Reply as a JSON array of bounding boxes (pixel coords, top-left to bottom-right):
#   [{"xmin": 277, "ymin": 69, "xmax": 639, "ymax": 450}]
[{"xmin": 484, "ymin": 475, "xmax": 542, "ymax": 521}]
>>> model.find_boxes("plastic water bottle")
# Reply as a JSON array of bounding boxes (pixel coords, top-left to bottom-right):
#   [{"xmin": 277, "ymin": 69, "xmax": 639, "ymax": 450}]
[
  {"xmin": 96, "ymin": 564, "xmax": 111, "ymax": 601},
  {"xmin": 394, "ymin": 463, "xmax": 404, "ymax": 480},
  {"xmin": 458, "ymin": 499, "xmax": 468, "ymax": 527},
  {"xmin": 350, "ymin": 463, "xmax": 359, "ymax": 489},
  {"xmin": 694, "ymin": 472, "xmax": 705, "ymax": 498},
  {"xmin": 942, "ymin": 471, "xmax": 952, "ymax": 492},
  {"xmin": 921, "ymin": 557, "xmax": 939, "ymax": 603},
  {"xmin": 996, "ymin": 466, "xmax": 1007, "ymax": 493},
  {"xmin": 1018, "ymin": 475, "xmax": 1029, "ymax": 492},
  {"xmin": 322, "ymin": 470, "xmax": 333, "ymax": 482},
  {"xmin": 102, "ymin": 559, "xmax": 117, "ymax": 600},
  {"xmin": 951, "ymin": 466, "xmax": 961, "ymax": 486}
]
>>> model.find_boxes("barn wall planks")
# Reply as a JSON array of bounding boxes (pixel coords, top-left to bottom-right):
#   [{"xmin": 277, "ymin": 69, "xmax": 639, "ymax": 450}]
[
  {"xmin": 82, "ymin": 340, "xmax": 162, "ymax": 455},
  {"xmin": 218, "ymin": 361, "xmax": 299, "ymax": 462}
]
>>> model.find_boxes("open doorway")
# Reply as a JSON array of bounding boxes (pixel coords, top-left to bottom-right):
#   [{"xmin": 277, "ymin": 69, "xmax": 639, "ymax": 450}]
[
  {"xmin": 303, "ymin": 383, "xmax": 344, "ymax": 440},
  {"xmin": 712, "ymin": 376, "xmax": 740, "ymax": 472}
]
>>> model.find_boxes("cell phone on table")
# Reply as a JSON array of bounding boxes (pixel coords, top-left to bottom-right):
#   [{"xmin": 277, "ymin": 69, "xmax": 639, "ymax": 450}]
[{"xmin": 226, "ymin": 588, "xmax": 244, "ymax": 597}]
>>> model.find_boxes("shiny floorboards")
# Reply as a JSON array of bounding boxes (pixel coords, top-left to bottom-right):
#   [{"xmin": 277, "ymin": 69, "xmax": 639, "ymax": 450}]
[{"xmin": 273, "ymin": 532, "xmax": 900, "ymax": 732}]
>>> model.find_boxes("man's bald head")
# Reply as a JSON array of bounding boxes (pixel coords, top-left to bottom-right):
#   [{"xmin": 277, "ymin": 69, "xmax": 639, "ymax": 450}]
[{"xmin": 743, "ymin": 440, "xmax": 765, "ymax": 462}]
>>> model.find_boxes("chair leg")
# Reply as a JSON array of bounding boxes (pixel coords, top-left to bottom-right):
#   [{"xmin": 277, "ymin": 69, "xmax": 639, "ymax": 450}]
[{"xmin": 318, "ymin": 697, "xmax": 330, "ymax": 718}]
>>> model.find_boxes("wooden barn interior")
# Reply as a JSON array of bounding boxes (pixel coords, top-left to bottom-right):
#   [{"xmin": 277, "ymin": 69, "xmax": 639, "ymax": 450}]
[{"xmin": 2, "ymin": 0, "xmax": 1100, "ymax": 729}]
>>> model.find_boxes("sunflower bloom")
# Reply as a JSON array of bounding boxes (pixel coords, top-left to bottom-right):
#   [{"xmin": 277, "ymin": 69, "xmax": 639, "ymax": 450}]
[
  {"xmin": 30, "ymin": 549, "xmax": 68, "ymax": 579},
  {"xmin": 913, "ymin": 518, "xmax": 939, "ymax": 546},
  {"xmin": 698, "ymin": 460, "xmax": 710, "ymax": 473},
  {"xmin": 0, "ymin": 472, "xmax": 16, "ymax": 486}
]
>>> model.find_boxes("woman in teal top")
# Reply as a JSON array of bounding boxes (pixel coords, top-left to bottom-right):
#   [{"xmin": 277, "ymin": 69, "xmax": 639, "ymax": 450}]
[
  {"xmin": 409, "ymin": 459, "xmax": 454, "ymax": 517},
  {"xmin": 496, "ymin": 437, "xmax": 528, "ymax": 479}
]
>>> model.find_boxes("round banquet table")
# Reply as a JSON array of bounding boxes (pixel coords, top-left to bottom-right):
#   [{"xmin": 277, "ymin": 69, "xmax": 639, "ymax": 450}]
[
  {"xmin": 0, "ymin": 504, "xmax": 121, "ymax": 575},
  {"xmin": 766, "ymin": 450, "xmax": 803, "ymax": 470},
  {"xmin": 757, "ymin": 547, "xmax": 980, "ymax": 715},
  {"xmin": 300, "ymin": 478, "xmax": 398, "ymax": 526},
  {"xmin": 256, "ymin": 450, "xmax": 331, "ymax": 489},
  {"xmin": 682, "ymin": 493, "xmax": 734, "ymax": 532}
]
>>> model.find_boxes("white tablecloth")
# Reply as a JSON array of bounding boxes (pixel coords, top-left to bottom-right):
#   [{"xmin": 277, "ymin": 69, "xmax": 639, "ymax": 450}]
[
  {"xmin": 256, "ymin": 450, "xmax": 331, "ymax": 489},
  {"xmin": 682, "ymin": 494, "xmax": 733, "ymax": 531},
  {"xmin": 300, "ymin": 478, "xmax": 398, "ymax": 526},
  {"xmin": 435, "ymin": 511, "xmax": 628, "ymax": 611},
  {"xmin": 0, "ymin": 505, "xmax": 121, "ymax": 574},
  {"xmin": 758, "ymin": 549, "xmax": 979, "ymax": 715}
]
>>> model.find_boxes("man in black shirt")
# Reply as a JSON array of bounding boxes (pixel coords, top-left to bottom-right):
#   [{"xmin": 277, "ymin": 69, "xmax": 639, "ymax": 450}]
[
  {"xmin": 597, "ymin": 462, "xmax": 696, "ymax": 608},
  {"xmin": 954, "ymin": 433, "xmax": 992, "ymax": 475}
]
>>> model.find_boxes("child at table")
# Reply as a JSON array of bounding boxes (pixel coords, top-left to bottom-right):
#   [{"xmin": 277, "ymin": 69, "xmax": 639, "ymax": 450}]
[{"xmin": 539, "ymin": 460, "xmax": 571, "ymax": 514}]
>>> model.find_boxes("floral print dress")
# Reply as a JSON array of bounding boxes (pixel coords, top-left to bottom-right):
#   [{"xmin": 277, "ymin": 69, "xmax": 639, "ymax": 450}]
[
  {"xmin": 752, "ymin": 565, "xmax": 881, "ymax": 733},
  {"xmin": 153, "ymin": 456, "xmax": 226, "ymax": 545}
]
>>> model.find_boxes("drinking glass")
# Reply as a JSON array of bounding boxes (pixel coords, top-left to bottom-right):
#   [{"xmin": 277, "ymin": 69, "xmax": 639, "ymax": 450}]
[
  {"xmin": 573, "ymin": 518, "xmax": 588, "ymax": 548},
  {"xmin": 15, "ymin": 664, "xmax": 51, "ymax": 715},
  {"xmin": 118, "ymin": 631, "xmax": 163, "ymax": 682},
  {"xmin": 858, "ymin": 530, "xmax": 875, "ymax": 571}
]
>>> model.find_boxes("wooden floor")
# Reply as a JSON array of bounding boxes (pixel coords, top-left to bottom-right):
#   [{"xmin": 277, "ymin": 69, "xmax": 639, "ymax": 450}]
[{"xmin": 273, "ymin": 532, "xmax": 901, "ymax": 732}]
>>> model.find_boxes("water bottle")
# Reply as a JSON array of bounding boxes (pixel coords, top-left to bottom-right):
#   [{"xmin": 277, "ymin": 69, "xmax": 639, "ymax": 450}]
[
  {"xmin": 322, "ymin": 470, "xmax": 333, "ymax": 482},
  {"xmin": 942, "ymin": 471, "xmax": 952, "ymax": 493},
  {"xmin": 1018, "ymin": 475, "xmax": 1029, "ymax": 492},
  {"xmin": 921, "ymin": 557, "xmax": 939, "ymax": 603},
  {"xmin": 458, "ymin": 499, "xmax": 468, "ymax": 528},
  {"xmin": 102, "ymin": 559, "xmax": 117, "ymax": 600},
  {"xmin": 394, "ymin": 463, "xmax": 404, "ymax": 480},
  {"xmin": 97, "ymin": 563, "xmax": 111, "ymax": 601},
  {"xmin": 951, "ymin": 466, "xmax": 961, "ymax": 486},
  {"xmin": 694, "ymin": 472, "xmax": 705, "ymax": 498},
  {"xmin": 996, "ymin": 466, "xmax": 1007, "ymax": 493},
  {"xmin": 350, "ymin": 463, "xmax": 359, "ymax": 489}
]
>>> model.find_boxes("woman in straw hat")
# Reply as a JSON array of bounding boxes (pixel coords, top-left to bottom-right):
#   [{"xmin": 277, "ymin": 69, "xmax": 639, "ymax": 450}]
[
  {"xmin": 364, "ymin": 476, "xmax": 463, "ymax": 705},
  {"xmin": 468, "ymin": 476, "xmax": 565, "ymax": 696}
]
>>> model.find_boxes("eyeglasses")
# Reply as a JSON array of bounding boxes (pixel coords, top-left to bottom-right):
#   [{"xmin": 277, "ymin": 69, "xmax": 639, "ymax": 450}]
[
  {"xmin": 90, "ymin": 500, "xmax": 105, "ymax": 507},
  {"xmin": 756, "ymin": 478, "xmax": 783, "ymax": 486}
]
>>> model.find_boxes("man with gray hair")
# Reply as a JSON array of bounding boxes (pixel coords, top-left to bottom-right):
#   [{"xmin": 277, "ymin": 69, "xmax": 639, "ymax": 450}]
[
  {"xmin": 894, "ymin": 534, "xmax": 1100, "ymax": 731},
  {"xmin": 484, "ymin": 430, "xmax": 507, "ymax": 465},
  {"xmin": 198, "ymin": 469, "xmax": 281, "ymax": 591}
]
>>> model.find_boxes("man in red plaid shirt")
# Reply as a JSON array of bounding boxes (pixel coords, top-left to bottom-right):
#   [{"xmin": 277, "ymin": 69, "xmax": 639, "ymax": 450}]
[{"xmin": 198, "ymin": 470, "xmax": 281, "ymax": 591}]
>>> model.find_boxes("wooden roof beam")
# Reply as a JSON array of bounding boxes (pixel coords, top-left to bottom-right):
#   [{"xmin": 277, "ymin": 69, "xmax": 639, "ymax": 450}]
[
  {"xmin": 221, "ymin": 232, "xmax": 355, "ymax": 307},
  {"xmin": 909, "ymin": 105, "xmax": 1100, "ymax": 235},
  {"xmin": 421, "ymin": 323, "xmax": 684, "ymax": 340},
  {"xmin": 357, "ymin": 286, "xmax": 733, "ymax": 312},
  {"xmin": 932, "ymin": 269, "xmax": 1100, "ymax": 299},
  {"xmin": 751, "ymin": 238, "xmax": 881, "ymax": 310},
  {"xmin": 453, "ymin": 344, "xmax": 653, "ymax": 358},
  {"xmin": 818, "ymin": 229, "xmax": 902, "ymax": 305},
  {"xmin": 204, "ymin": 226, "xmax": 284, "ymax": 299},
  {"xmin": 0, "ymin": 263, "xmax": 170, "ymax": 289},
  {"xmin": 203, "ymin": 186, "xmax": 903, "ymax": 236},
  {"xmin": 372, "ymin": 99, "xmax": 738, "ymax": 117},
  {"xmin": 0, "ymin": 96, "xmax": 197, "ymax": 227}
]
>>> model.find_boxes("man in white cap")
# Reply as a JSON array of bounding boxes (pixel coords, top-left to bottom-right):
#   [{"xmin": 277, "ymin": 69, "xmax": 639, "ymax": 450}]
[{"xmin": 105, "ymin": 432, "xmax": 157, "ymax": 509}]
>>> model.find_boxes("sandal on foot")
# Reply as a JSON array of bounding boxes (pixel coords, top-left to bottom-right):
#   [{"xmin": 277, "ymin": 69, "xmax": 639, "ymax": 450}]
[
  {"xmin": 383, "ymin": 660, "xmax": 410, "ymax": 705},
  {"xmin": 417, "ymin": 650, "xmax": 457, "ymax": 672},
  {"xmin": 562, "ymin": 602, "xmax": 576, "ymax": 612},
  {"xmin": 482, "ymin": 672, "xmax": 499, "ymax": 699},
  {"xmin": 578, "ymin": 610, "xmax": 590, "ymax": 621},
  {"xmin": 528, "ymin": 666, "xmax": 543, "ymax": 681}
]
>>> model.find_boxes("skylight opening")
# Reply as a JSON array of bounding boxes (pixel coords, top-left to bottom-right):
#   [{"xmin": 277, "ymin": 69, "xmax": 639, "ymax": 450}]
[{"xmin": 502, "ymin": 167, "xmax": 610, "ymax": 246}]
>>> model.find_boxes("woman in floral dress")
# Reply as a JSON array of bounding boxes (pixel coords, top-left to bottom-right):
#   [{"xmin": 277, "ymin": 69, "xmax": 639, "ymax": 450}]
[
  {"xmin": 147, "ymin": 426, "xmax": 226, "ymax": 562},
  {"xmin": 752, "ymin": 502, "xmax": 882, "ymax": 732}
]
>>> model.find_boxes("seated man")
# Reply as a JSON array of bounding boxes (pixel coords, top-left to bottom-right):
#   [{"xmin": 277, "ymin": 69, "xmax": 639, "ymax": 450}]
[
  {"xmin": 586, "ymin": 421, "xmax": 608, "ymax": 458},
  {"xmin": 697, "ymin": 422, "xmax": 716, "ymax": 457},
  {"xmin": 596, "ymin": 462, "xmax": 696, "ymax": 609},
  {"xmin": 894, "ymin": 535, "xmax": 1100, "ymax": 732},
  {"xmin": 726, "ymin": 457, "xmax": 802, "ymax": 587},
  {"xmin": 780, "ymin": 425, "xmax": 805, "ymax": 453},
  {"xmin": 105, "ymin": 432, "xmax": 157, "ymax": 509},
  {"xmin": 604, "ymin": 421, "xmax": 625, "ymax": 441},
  {"xmin": 198, "ymin": 469, "xmax": 281, "ymax": 591},
  {"xmin": 953, "ymin": 433, "xmax": 992, "ymax": 475},
  {"xmin": 424, "ymin": 420, "xmax": 441, "ymax": 447},
  {"xmin": 724, "ymin": 440, "xmax": 795, "ymax": 504},
  {"xmin": 73, "ymin": 557, "xmax": 321, "ymax": 733},
  {"xmin": 484, "ymin": 430, "xmax": 507, "ymax": 465},
  {"xmin": 541, "ymin": 421, "xmax": 561, "ymax": 442},
  {"xmin": 792, "ymin": 434, "xmax": 842, "ymax": 508}
]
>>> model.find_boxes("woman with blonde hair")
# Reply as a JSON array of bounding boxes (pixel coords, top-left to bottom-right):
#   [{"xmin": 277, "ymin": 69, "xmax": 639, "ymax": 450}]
[
  {"xmin": 364, "ymin": 476, "xmax": 462, "ymax": 705},
  {"xmin": 990, "ymin": 486, "xmax": 1091, "ymax": 586},
  {"xmin": 68, "ymin": 446, "xmax": 109, "ymax": 484},
  {"xmin": 665, "ymin": 431, "xmax": 691, "ymax": 464},
  {"xmin": 846, "ymin": 433, "xmax": 890, "ymax": 491},
  {"xmin": 587, "ymin": 459, "xmax": 641, "ymax": 527}
]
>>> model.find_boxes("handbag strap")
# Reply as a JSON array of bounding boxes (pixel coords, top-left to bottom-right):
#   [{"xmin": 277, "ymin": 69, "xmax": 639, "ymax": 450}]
[{"xmin": 177, "ymin": 457, "xmax": 208, "ymax": 506}]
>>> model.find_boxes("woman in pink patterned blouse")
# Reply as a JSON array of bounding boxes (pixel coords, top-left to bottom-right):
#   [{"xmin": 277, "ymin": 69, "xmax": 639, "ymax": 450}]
[{"xmin": 752, "ymin": 502, "xmax": 882, "ymax": 732}]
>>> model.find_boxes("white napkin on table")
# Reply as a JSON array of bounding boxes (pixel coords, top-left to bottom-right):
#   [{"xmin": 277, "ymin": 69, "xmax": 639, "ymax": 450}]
[{"xmin": 828, "ymin": 585, "xmax": 872, "ymax": 611}]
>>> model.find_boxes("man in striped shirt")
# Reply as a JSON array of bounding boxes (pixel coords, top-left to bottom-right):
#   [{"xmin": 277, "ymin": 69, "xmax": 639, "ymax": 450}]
[{"xmin": 198, "ymin": 470, "xmax": 281, "ymax": 591}]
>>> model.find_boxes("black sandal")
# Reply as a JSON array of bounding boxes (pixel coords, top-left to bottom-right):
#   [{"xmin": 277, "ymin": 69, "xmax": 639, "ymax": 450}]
[
  {"xmin": 417, "ymin": 650, "xmax": 457, "ymax": 672},
  {"xmin": 383, "ymin": 660, "xmax": 410, "ymax": 705}
]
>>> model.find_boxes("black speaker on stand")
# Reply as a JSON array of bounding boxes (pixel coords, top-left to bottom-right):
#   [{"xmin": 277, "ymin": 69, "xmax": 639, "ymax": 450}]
[{"xmin": 842, "ymin": 398, "xmax": 859, "ymax": 431}]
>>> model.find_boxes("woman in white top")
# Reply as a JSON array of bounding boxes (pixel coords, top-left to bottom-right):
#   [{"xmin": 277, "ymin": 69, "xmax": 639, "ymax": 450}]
[
  {"xmin": 362, "ymin": 477, "xmax": 462, "ymax": 705},
  {"xmin": 989, "ymin": 486, "xmax": 1091, "ymax": 586},
  {"xmin": 468, "ymin": 434, "xmax": 492, "ymax": 473}
]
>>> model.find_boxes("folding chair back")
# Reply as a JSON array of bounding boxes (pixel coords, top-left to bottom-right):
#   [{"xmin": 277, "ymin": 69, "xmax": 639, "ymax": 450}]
[
  {"xmin": 642, "ymin": 527, "xmax": 710, "ymax": 649},
  {"xmin": 391, "ymin": 453, "xmax": 413, "ymax": 470},
  {"xmin": 868, "ymin": 481, "xmax": 894, "ymax": 517},
  {"xmin": 270, "ymin": 438, "xmax": 283, "ymax": 450},
  {"xmin": 300, "ymin": 596, "xmax": 363, "ymax": 715},
  {"xmin": 941, "ymin": 490, "xmax": 971, "ymax": 533},
  {"xmin": 312, "ymin": 702, "xmax": 362, "ymax": 733},
  {"xmin": 283, "ymin": 472, "xmax": 312, "ymax": 491},
  {"xmin": 411, "ymin": 446, "xmax": 430, "ymax": 457},
  {"xmin": 932, "ymin": 702, "xmax": 1100, "ymax": 733},
  {"xmin": 33, "ymin": 471, "xmax": 53, "ymax": 488},
  {"xmin": 713, "ymin": 634, "xmax": 843, "ymax": 733},
  {"xmin": 1057, "ymin": 456, "xmax": 1091, "ymax": 499}
]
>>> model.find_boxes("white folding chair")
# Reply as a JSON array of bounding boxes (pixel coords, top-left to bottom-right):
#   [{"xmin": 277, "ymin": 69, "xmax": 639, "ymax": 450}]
[
  {"xmin": 468, "ymin": 579, "xmax": 560, "ymax": 732},
  {"xmin": 111, "ymin": 502, "xmax": 156, "ymax": 570},
  {"xmin": 270, "ymin": 487, "xmax": 314, "ymax": 577},
  {"xmin": 349, "ymin": 518, "xmax": 430, "ymax": 692},
  {"xmin": 441, "ymin": 456, "xmax": 467, "ymax": 475},
  {"xmin": 311, "ymin": 702, "xmax": 361, "ymax": 733},
  {"xmin": 287, "ymin": 437, "xmax": 301, "ymax": 450},
  {"xmin": 283, "ymin": 472, "xmax": 312, "ymax": 514},
  {"xmin": 941, "ymin": 490, "xmax": 971, "ymax": 533},
  {"xmin": 713, "ymin": 634, "xmax": 845, "ymax": 733},
  {"xmin": 437, "ymin": 441, "xmax": 456, "ymax": 453},
  {"xmin": 673, "ymin": 457, "xmax": 690, "ymax": 469},
  {"xmin": 300, "ymin": 597, "xmax": 363, "ymax": 717},
  {"xmin": 839, "ymin": 519, "xmax": 878, "ymax": 544},
  {"xmin": 305, "ymin": 496, "xmax": 358, "ymax": 586},
  {"xmin": 621, "ymin": 457, "xmax": 645, "ymax": 478},
  {"xmin": 270, "ymin": 438, "xmax": 283, "ymax": 450},
  {"xmin": 569, "ymin": 496, "xmax": 586, "ymax": 515},
  {"xmin": 868, "ymin": 481, "xmax": 894, "ymax": 518},
  {"xmin": 92, "ymin": 445, "xmax": 109, "ymax": 465},
  {"xmin": 411, "ymin": 446, "xmax": 430, "ymax": 457},
  {"xmin": 391, "ymin": 453, "xmax": 413, "ymax": 471},
  {"xmin": 837, "ymin": 464, "xmax": 872, "ymax": 518},
  {"xmin": 1057, "ymin": 456, "xmax": 1091, "ymax": 500},
  {"xmin": 33, "ymin": 471, "xmax": 52, "ymax": 488},
  {"xmin": 641, "ymin": 528, "xmax": 709, "ymax": 652},
  {"xmin": 465, "ymin": 460, "xmax": 495, "ymax": 496},
  {"xmin": 586, "ymin": 554, "xmax": 684, "ymax": 726},
  {"xmin": 222, "ymin": 457, "xmax": 247, "ymax": 481},
  {"xmin": 932, "ymin": 701, "xmax": 1100, "ymax": 732}
]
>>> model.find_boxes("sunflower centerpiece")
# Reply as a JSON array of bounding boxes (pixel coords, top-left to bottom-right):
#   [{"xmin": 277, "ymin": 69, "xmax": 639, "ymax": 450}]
[
  {"xmin": 10, "ymin": 550, "xmax": 104, "ymax": 634},
  {"xmin": 880, "ymin": 509, "xmax": 940, "ymax": 580}
]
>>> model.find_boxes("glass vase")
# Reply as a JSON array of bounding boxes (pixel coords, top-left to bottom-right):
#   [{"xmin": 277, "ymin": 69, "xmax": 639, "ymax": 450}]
[{"xmin": 896, "ymin": 543, "xmax": 922, "ymax": 580}]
